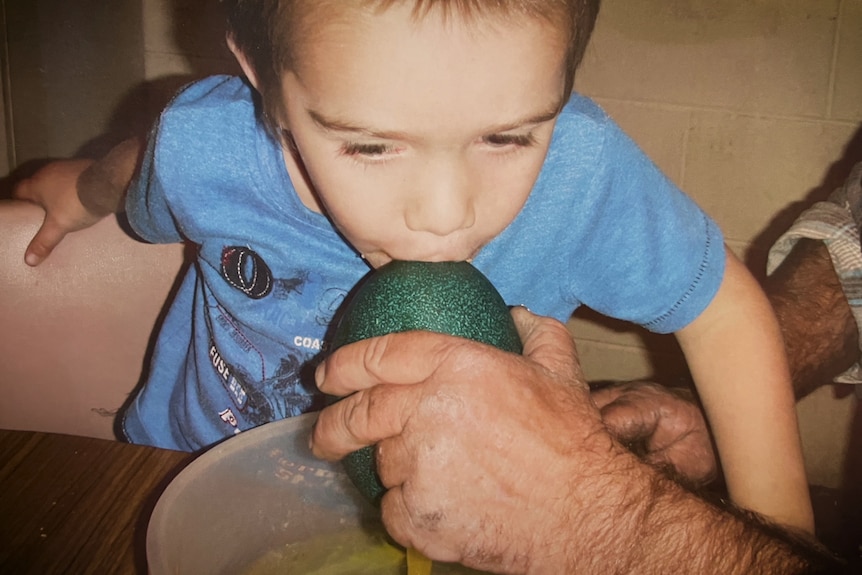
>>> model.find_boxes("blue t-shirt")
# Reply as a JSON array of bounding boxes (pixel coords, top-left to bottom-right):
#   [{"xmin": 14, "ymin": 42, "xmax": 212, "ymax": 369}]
[{"xmin": 123, "ymin": 75, "xmax": 724, "ymax": 451}]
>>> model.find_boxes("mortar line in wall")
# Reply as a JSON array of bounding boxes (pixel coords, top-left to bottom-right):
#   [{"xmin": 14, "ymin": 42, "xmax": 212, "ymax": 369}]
[
  {"xmin": 570, "ymin": 337, "xmax": 651, "ymax": 353},
  {"xmin": 588, "ymin": 95, "xmax": 859, "ymax": 128},
  {"xmin": 825, "ymin": 0, "xmax": 846, "ymax": 119},
  {"xmin": 678, "ymin": 109, "xmax": 692, "ymax": 189},
  {"xmin": 0, "ymin": 0, "xmax": 14, "ymax": 171}
]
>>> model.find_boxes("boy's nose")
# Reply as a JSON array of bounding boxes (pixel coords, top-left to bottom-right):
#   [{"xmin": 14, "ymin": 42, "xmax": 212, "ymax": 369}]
[{"xmin": 405, "ymin": 163, "xmax": 476, "ymax": 236}]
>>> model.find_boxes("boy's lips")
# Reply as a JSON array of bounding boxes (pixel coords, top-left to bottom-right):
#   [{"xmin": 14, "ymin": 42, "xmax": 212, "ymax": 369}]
[{"xmin": 362, "ymin": 247, "xmax": 480, "ymax": 268}]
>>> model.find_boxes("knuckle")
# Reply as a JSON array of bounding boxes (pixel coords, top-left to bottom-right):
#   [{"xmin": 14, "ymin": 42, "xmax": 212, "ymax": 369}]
[
  {"xmin": 343, "ymin": 390, "xmax": 371, "ymax": 435},
  {"xmin": 343, "ymin": 385, "xmax": 399, "ymax": 442},
  {"xmin": 28, "ymin": 241, "xmax": 50, "ymax": 258},
  {"xmin": 361, "ymin": 334, "xmax": 393, "ymax": 378}
]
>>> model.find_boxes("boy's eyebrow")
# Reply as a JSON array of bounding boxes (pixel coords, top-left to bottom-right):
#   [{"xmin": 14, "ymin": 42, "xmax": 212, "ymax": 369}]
[
  {"xmin": 481, "ymin": 99, "xmax": 566, "ymax": 134},
  {"xmin": 307, "ymin": 98, "xmax": 564, "ymax": 139},
  {"xmin": 308, "ymin": 109, "xmax": 409, "ymax": 139}
]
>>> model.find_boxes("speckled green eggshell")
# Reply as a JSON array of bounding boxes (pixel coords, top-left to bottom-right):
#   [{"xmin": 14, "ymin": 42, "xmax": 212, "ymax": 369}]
[{"xmin": 331, "ymin": 260, "xmax": 522, "ymax": 505}]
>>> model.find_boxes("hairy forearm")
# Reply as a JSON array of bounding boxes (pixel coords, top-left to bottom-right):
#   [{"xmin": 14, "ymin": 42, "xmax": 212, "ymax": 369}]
[
  {"xmin": 765, "ymin": 239, "xmax": 858, "ymax": 398},
  {"xmin": 631, "ymin": 476, "xmax": 831, "ymax": 574},
  {"xmin": 557, "ymin": 463, "xmax": 838, "ymax": 575},
  {"xmin": 77, "ymin": 137, "xmax": 143, "ymax": 216}
]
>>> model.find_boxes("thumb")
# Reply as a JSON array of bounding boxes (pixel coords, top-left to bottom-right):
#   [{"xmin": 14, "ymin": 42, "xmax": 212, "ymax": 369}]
[
  {"xmin": 590, "ymin": 384, "xmax": 628, "ymax": 410},
  {"xmin": 511, "ymin": 306, "xmax": 585, "ymax": 385},
  {"xmin": 24, "ymin": 219, "xmax": 67, "ymax": 266},
  {"xmin": 599, "ymin": 400, "xmax": 657, "ymax": 445}
]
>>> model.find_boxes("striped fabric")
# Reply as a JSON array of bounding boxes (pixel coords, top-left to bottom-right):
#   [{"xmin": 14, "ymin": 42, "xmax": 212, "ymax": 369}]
[{"xmin": 767, "ymin": 162, "xmax": 862, "ymax": 390}]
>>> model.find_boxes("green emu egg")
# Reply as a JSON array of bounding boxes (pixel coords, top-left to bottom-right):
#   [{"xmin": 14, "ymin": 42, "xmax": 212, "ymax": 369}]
[{"xmin": 330, "ymin": 260, "xmax": 523, "ymax": 504}]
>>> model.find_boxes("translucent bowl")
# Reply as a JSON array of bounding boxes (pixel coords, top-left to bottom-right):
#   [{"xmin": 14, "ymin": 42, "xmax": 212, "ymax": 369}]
[{"xmin": 146, "ymin": 413, "xmax": 379, "ymax": 574}]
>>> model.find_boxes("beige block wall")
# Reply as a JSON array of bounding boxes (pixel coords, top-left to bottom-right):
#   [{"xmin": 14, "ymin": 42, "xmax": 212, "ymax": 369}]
[
  {"xmin": 140, "ymin": 0, "xmax": 236, "ymax": 117},
  {"xmin": 1, "ymin": 0, "xmax": 147, "ymax": 165},
  {"xmin": 573, "ymin": 0, "xmax": 862, "ymax": 487}
]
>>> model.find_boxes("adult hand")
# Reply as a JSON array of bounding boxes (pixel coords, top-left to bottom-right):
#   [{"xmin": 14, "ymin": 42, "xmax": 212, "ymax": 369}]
[
  {"xmin": 591, "ymin": 381, "xmax": 718, "ymax": 487},
  {"xmin": 311, "ymin": 307, "xmax": 645, "ymax": 574},
  {"xmin": 310, "ymin": 309, "xmax": 830, "ymax": 574},
  {"xmin": 13, "ymin": 158, "xmax": 99, "ymax": 266}
]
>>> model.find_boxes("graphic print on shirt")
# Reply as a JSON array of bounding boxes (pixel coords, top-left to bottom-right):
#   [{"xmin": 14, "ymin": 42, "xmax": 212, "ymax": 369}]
[
  {"xmin": 209, "ymin": 340, "xmax": 248, "ymax": 409},
  {"xmin": 220, "ymin": 245, "xmax": 273, "ymax": 299},
  {"xmin": 208, "ymin": 305, "xmax": 325, "ymax": 427},
  {"xmin": 211, "ymin": 249, "xmax": 351, "ymax": 430},
  {"xmin": 270, "ymin": 270, "xmax": 347, "ymax": 328},
  {"xmin": 272, "ymin": 270, "xmax": 309, "ymax": 300},
  {"xmin": 219, "ymin": 408, "xmax": 238, "ymax": 427}
]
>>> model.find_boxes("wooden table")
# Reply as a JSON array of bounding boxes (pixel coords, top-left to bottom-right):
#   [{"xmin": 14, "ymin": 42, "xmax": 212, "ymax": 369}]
[{"xmin": 0, "ymin": 429, "xmax": 193, "ymax": 574}]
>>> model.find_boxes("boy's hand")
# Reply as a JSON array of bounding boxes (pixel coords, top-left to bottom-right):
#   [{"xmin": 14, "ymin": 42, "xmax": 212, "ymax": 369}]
[
  {"xmin": 13, "ymin": 159, "xmax": 101, "ymax": 266},
  {"xmin": 592, "ymin": 380, "xmax": 718, "ymax": 487}
]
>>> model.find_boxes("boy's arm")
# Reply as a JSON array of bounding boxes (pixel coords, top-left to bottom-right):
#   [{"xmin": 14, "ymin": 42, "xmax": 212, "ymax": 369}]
[
  {"xmin": 13, "ymin": 137, "xmax": 142, "ymax": 266},
  {"xmin": 676, "ymin": 248, "xmax": 815, "ymax": 533}
]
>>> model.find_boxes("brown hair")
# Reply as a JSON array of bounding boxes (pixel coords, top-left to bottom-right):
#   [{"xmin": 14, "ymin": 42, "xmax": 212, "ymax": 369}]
[{"xmin": 221, "ymin": 0, "xmax": 600, "ymax": 131}]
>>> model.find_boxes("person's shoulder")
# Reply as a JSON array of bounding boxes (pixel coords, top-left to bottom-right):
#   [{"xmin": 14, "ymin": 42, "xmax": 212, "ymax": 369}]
[
  {"xmin": 152, "ymin": 76, "xmax": 269, "ymax": 186},
  {"xmin": 156, "ymin": 75, "xmax": 263, "ymax": 150},
  {"xmin": 158, "ymin": 75, "xmax": 257, "ymax": 135},
  {"xmin": 550, "ymin": 94, "xmax": 646, "ymax": 168},
  {"xmin": 558, "ymin": 93, "xmax": 610, "ymax": 126},
  {"xmin": 168, "ymin": 75, "xmax": 254, "ymax": 111},
  {"xmin": 546, "ymin": 93, "xmax": 616, "ymax": 166}
]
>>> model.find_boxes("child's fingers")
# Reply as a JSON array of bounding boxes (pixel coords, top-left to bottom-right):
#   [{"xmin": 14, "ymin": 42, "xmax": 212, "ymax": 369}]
[{"xmin": 24, "ymin": 219, "xmax": 66, "ymax": 267}]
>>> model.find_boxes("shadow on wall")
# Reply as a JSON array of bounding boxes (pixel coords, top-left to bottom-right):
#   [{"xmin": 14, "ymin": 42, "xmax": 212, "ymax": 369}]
[
  {"xmin": 77, "ymin": 0, "xmax": 236, "ymax": 158},
  {"xmin": 746, "ymin": 125, "xmax": 862, "ymax": 273},
  {"xmin": 167, "ymin": 0, "xmax": 236, "ymax": 62},
  {"xmin": 0, "ymin": 0, "xmax": 238, "ymax": 199}
]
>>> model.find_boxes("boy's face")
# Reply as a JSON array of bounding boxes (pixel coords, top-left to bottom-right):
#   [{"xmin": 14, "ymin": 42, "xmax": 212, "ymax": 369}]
[{"xmin": 280, "ymin": 4, "xmax": 568, "ymax": 268}]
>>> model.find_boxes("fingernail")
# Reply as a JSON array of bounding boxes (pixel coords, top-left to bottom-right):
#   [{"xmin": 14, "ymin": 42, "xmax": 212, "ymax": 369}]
[
  {"xmin": 314, "ymin": 362, "xmax": 326, "ymax": 389},
  {"xmin": 24, "ymin": 252, "xmax": 39, "ymax": 267}
]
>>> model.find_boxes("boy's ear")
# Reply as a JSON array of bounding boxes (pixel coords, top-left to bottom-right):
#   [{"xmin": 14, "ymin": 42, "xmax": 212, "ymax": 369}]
[{"xmin": 227, "ymin": 33, "xmax": 261, "ymax": 90}]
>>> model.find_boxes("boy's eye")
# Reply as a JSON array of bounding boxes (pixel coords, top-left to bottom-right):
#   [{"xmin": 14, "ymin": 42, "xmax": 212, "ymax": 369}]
[
  {"xmin": 483, "ymin": 133, "xmax": 536, "ymax": 148},
  {"xmin": 340, "ymin": 142, "xmax": 391, "ymax": 157}
]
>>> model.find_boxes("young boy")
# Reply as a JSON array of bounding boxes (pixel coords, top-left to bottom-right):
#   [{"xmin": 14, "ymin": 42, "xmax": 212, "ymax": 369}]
[{"xmin": 18, "ymin": 0, "xmax": 814, "ymax": 533}]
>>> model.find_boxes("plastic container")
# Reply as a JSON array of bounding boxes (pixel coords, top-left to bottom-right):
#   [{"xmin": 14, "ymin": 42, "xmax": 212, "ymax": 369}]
[{"xmin": 146, "ymin": 412, "xmax": 380, "ymax": 574}]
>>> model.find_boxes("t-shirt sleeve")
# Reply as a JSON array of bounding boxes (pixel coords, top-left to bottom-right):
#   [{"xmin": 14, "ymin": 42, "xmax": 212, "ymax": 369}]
[
  {"xmin": 564, "ymin": 116, "xmax": 726, "ymax": 334},
  {"xmin": 124, "ymin": 120, "xmax": 185, "ymax": 244}
]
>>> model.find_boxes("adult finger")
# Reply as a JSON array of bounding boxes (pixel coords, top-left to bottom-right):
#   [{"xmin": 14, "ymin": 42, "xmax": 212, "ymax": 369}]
[
  {"xmin": 373, "ymin": 434, "xmax": 413, "ymax": 490},
  {"xmin": 590, "ymin": 384, "xmax": 629, "ymax": 410},
  {"xmin": 314, "ymin": 330, "xmax": 466, "ymax": 397},
  {"xmin": 310, "ymin": 383, "xmax": 418, "ymax": 460},
  {"xmin": 511, "ymin": 306, "xmax": 585, "ymax": 385},
  {"xmin": 379, "ymin": 485, "xmax": 460, "ymax": 564},
  {"xmin": 599, "ymin": 400, "xmax": 657, "ymax": 446}
]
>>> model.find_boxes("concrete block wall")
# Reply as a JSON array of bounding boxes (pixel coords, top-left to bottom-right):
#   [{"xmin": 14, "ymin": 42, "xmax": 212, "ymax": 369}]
[{"xmin": 572, "ymin": 0, "xmax": 862, "ymax": 487}]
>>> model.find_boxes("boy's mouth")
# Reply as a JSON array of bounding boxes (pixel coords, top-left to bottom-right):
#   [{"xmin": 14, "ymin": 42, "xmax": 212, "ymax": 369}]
[{"xmin": 361, "ymin": 249, "xmax": 479, "ymax": 269}]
